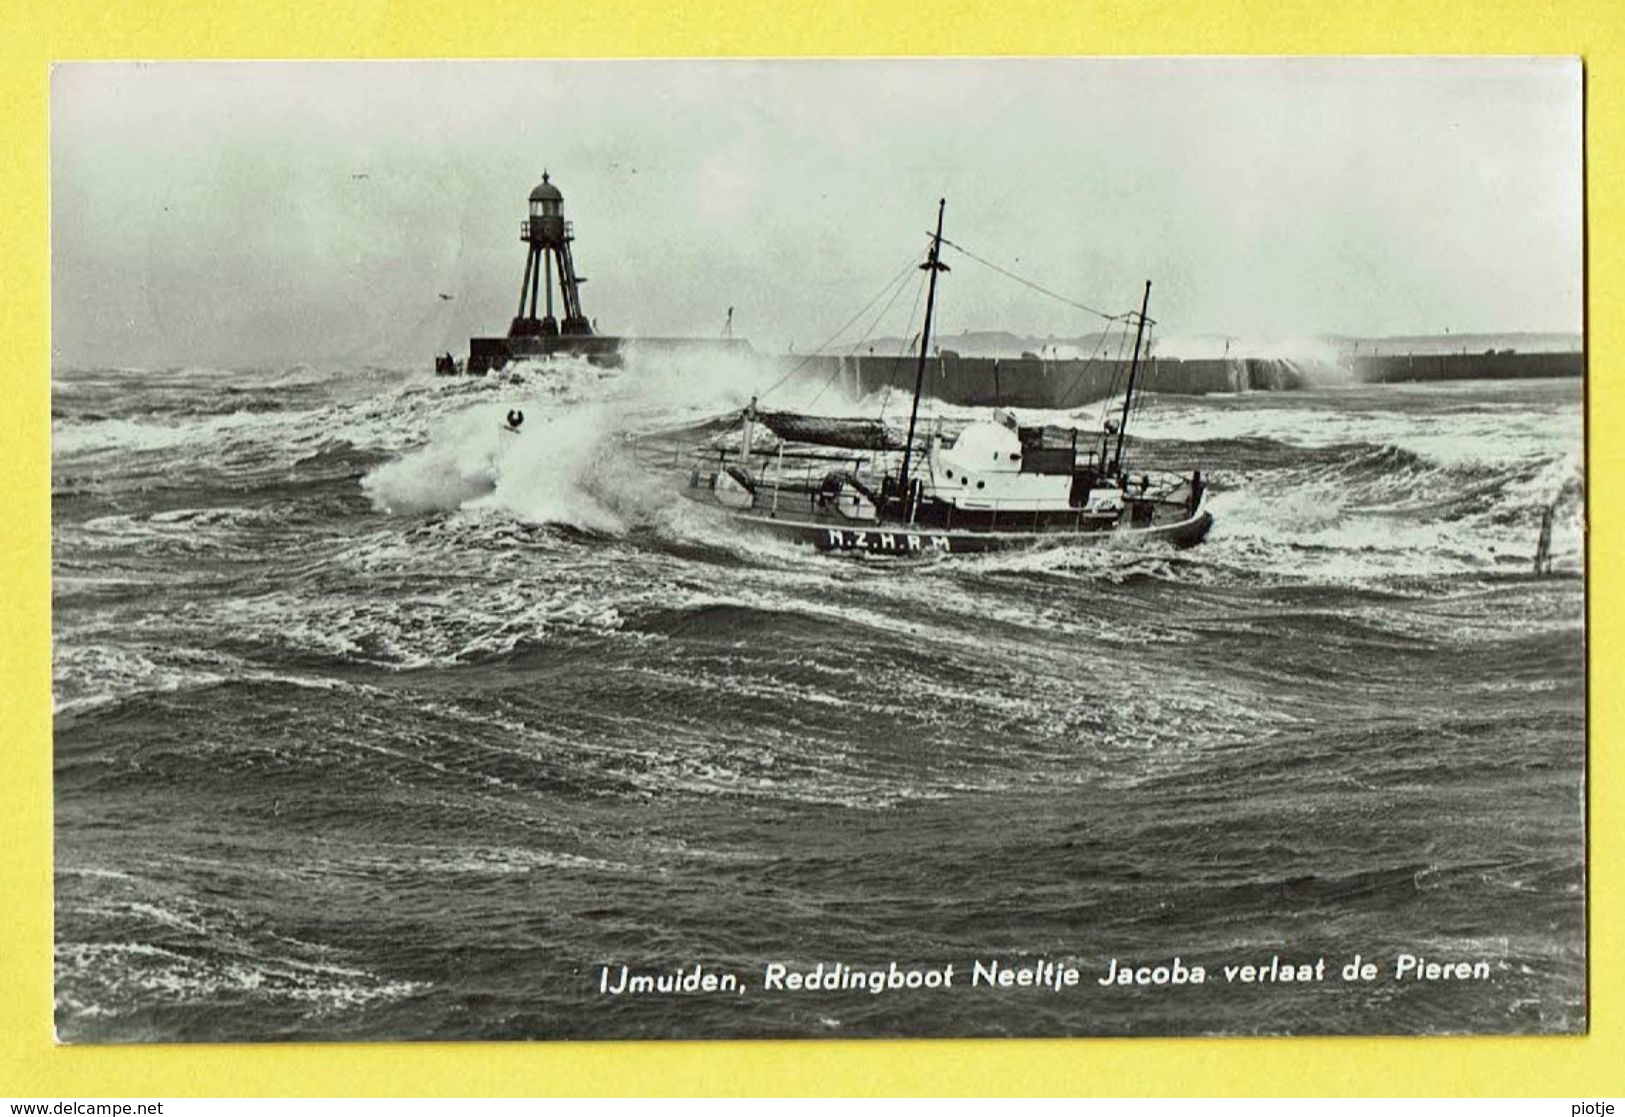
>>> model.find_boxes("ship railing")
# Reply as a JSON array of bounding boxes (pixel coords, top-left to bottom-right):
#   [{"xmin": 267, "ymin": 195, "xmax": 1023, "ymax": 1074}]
[
  {"xmin": 520, "ymin": 219, "xmax": 576, "ymax": 240},
  {"xmin": 946, "ymin": 501, "xmax": 1107, "ymax": 534},
  {"xmin": 628, "ymin": 441, "xmax": 868, "ymax": 492},
  {"xmin": 628, "ymin": 438, "xmax": 1196, "ymax": 528},
  {"xmin": 949, "ymin": 496, "xmax": 1183, "ymax": 534},
  {"xmin": 627, "ymin": 440, "xmax": 685, "ymax": 471},
  {"xmin": 733, "ymin": 488, "xmax": 1180, "ymax": 534}
]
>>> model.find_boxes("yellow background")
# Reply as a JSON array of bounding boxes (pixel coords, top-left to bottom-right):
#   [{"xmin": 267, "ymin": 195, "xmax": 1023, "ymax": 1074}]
[{"xmin": 1, "ymin": 0, "xmax": 1618, "ymax": 1096}]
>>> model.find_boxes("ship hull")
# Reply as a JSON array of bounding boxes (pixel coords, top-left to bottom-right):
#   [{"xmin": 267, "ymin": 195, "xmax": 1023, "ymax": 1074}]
[{"xmin": 721, "ymin": 505, "xmax": 1214, "ymax": 556}]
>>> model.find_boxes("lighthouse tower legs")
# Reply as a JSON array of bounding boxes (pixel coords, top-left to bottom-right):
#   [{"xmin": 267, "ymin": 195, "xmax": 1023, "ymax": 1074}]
[
  {"xmin": 463, "ymin": 172, "xmax": 631, "ymax": 373},
  {"xmin": 509, "ymin": 172, "xmax": 591, "ymax": 339}
]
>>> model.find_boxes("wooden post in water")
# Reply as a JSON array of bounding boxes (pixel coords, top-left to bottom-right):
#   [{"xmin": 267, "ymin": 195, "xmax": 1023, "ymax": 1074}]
[{"xmin": 1535, "ymin": 505, "xmax": 1554, "ymax": 576}]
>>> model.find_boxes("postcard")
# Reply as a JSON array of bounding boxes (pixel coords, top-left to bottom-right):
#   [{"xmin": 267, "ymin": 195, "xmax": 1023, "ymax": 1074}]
[{"xmin": 50, "ymin": 57, "xmax": 1584, "ymax": 1043}]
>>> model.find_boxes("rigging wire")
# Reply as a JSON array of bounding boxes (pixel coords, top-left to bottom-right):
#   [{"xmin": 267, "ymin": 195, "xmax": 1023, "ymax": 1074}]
[
  {"xmin": 1126, "ymin": 324, "xmax": 1158, "ymax": 463},
  {"xmin": 1104, "ymin": 321, "xmax": 1158, "ymax": 473},
  {"xmin": 807, "ymin": 258, "xmax": 921, "ymax": 410},
  {"xmin": 1051, "ymin": 323, "xmax": 1121, "ymax": 418},
  {"xmin": 755, "ymin": 252, "xmax": 923, "ymax": 403},
  {"xmin": 752, "ymin": 227, "xmax": 1158, "ymax": 474},
  {"xmin": 920, "ymin": 259, "xmax": 949, "ymax": 434},
  {"xmin": 1102, "ymin": 326, "xmax": 1135, "ymax": 469},
  {"xmin": 934, "ymin": 232, "xmax": 1159, "ymax": 465},
  {"xmin": 937, "ymin": 236, "xmax": 1132, "ymax": 324},
  {"xmin": 1098, "ymin": 320, "xmax": 1134, "ymax": 430},
  {"xmin": 876, "ymin": 268, "xmax": 928, "ymax": 426}
]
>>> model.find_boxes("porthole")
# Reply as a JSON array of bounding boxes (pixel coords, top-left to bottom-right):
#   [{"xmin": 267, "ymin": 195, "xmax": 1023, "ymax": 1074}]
[{"xmin": 976, "ymin": 480, "xmax": 986, "ymax": 489}]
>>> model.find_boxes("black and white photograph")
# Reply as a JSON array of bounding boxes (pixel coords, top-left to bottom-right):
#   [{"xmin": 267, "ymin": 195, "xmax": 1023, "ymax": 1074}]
[{"xmin": 51, "ymin": 57, "xmax": 1585, "ymax": 1043}]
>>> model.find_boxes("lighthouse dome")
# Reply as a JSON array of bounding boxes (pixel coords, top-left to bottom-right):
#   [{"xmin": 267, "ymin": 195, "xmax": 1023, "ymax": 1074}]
[{"xmin": 529, "ymin": 174, "xmax": 563, "ymax": 203}]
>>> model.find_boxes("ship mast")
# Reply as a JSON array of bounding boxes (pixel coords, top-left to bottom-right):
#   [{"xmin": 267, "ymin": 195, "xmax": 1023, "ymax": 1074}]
[
  {"xmin": 898, "ymin": 198, "xmax": 949, "ymax": 510},
  {"xmin": 1112, "ymin": 279, "xmax": 1153, "ymax": 474}
]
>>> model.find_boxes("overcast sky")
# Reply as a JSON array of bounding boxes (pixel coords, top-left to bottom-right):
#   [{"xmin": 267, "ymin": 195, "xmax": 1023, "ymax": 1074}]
[{"xmin": 51, "ymin": 58, "xmax": 1581, "ymax": 369}]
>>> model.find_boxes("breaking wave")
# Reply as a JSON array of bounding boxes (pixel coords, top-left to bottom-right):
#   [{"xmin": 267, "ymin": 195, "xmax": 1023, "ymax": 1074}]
[{"xmin": 51, "ymin": 356, "xmax": 1586, "ymax": 1042}]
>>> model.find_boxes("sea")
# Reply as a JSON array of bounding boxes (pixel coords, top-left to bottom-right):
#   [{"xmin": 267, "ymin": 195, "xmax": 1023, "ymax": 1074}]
[{"xmin": 51, "ymin": 351, "xmax": 1587, "ymax": 1042}]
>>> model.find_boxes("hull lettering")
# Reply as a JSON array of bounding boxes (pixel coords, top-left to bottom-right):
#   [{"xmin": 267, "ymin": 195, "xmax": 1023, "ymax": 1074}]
[{"xmin": 820, "ymin": 529, "xmax": 952, "ymax": 554}]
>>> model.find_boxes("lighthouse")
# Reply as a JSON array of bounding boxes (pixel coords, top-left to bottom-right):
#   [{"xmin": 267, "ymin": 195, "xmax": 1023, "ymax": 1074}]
[
  {"xmin": 459, "ymin": 172, "xmax": 753, "ymax": 373},
  {"xmin": 510, "ymin": 172, "xmax": 592, "ymax": 339}
]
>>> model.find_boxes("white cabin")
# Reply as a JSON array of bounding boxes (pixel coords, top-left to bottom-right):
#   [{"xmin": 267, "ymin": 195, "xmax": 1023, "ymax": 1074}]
[{"xmin": 922, "ymin": 418, "xmax": 1125, "ymax": 513}]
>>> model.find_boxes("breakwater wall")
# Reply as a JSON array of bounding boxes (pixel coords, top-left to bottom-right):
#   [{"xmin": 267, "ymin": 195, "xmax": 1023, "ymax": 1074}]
[
  {"xmin": 1347, "ymin": 350, "xmax": 1582, "ymax": 384},
  {"xmin": 780, "ymin": 350, "xmax": 1582, "ymax": 409}
]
